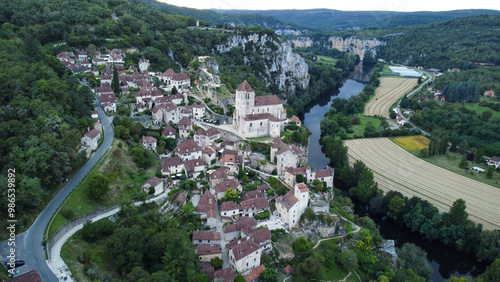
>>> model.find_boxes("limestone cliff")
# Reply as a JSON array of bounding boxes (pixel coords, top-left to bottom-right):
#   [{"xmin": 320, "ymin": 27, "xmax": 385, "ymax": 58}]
[
  {"xmin": 291, "ymin": 36, "xmax": 385, "ymax": 60},
  {"xmin": 215, "ymin": 33, "xmax": 309, "ymax": 94}
]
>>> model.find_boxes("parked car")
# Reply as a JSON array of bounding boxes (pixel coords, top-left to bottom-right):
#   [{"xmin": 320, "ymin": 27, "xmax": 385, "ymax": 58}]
[{"xmin": 4, "ymin": 260, "xmax": 25, "ymax": 269}]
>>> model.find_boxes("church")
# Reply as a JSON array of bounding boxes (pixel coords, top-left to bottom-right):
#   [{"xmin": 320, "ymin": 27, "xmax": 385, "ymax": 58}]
[{"xmin": 232, "ymin": 80, "xmax": 285, "ymax": 138}]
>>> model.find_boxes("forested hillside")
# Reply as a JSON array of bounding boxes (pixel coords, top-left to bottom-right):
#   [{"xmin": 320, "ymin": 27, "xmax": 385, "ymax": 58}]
[
  {"xmin": 0, "ymin": 35, "xmax": 95, "ymax": 217},
  {"xmin": 379, "ymin": 15, "xmax": 500, "ymax": 69},
  {"xmin": 141, "ymin": 0, "xmax": 312, "ymax": 32},
  {"xmin": 214, "ymin": 8, "xmax": 500, "ymax": 31}
]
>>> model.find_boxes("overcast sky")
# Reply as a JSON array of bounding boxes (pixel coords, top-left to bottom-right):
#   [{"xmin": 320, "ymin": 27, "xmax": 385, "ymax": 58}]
[{"xmin": 158, "ymin": 0, "xmax": 500, "ymax": 12}]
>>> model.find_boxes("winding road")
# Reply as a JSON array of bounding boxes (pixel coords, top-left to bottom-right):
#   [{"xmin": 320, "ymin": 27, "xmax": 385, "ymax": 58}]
[{"xmin": 0, "ymin": 96, "xmax": 114, "ymax": 281}]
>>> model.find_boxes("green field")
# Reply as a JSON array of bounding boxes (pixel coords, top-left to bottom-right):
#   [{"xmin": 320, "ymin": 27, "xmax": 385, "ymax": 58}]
[
  {"xmin": 47, "ymin": 139, "xmax": 159, "ymax": 239},
  {"xmin": 381, "ymin": 64, "xmax": 393, "ymax": 74},
  {"xmin": 346, "ymin": 116, "xmax": 382, "ymax": 138},
  {"xmin": 421, "ymin": 151, "xmax": 500, "ymax": 189},
  {"xmin": 463, "ymin": 103, "xmax": 500, "ymax": 119},
  {"xmin": 316, "ymin": 55, "xmax": 339, "ymax": 67}
]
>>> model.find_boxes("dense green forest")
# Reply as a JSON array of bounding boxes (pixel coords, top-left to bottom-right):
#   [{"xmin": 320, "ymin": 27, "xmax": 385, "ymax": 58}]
[
  {"xmin": 0, "ymin": 35, "xmax": 95, "ymax": 222},
  {"xmin": 75, "ymin": 201, "xmax": 206, "ymax": 280},
  {"xmin": 378, "ymin": 15, "xmax": 500, "ymax": 69}
]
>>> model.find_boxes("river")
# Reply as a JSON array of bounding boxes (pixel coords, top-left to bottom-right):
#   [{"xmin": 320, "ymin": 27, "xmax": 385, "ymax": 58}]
[
  {"xmin": 299, "ymin": 79, "xmax": 365, "ymax": 170},
  {"xmin": 298, "ymin": 74, "xmax": 488, "ymax": 281}
]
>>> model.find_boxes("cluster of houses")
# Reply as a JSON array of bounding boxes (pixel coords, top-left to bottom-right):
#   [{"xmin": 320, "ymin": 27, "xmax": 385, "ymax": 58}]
[{"xmin": 57, "ymin": 47, "xmax": 197, "ymax": 117}]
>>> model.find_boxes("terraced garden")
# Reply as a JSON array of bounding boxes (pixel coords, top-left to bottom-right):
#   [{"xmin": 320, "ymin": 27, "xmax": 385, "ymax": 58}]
[{"xmin": 345, "ymin": 138, "xmax": 500, "ymax": 230}]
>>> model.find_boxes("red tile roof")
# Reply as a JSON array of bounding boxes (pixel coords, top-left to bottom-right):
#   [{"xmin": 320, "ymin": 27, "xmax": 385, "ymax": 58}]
[
  {"xmin": 240, "ymin": 198, "xmax": 269, "ymax": 211},
  {"xmin": 284, "ymin": 265, "xmax": 293, "ymax": 274},
  {"xmin": 224, "ymin": 223, "xmax": 239, "ymax": 233},
  {"xmin": 161, "ymin": 125, "xmax": 176, "ymax": 137},
  {"xmin": 296, "ymin": 182, "xmax": 309, "ymax": 193},
  {"xmin": 257, "ymin": 184, "xmax": 271, "ymax": 191},
  {"xmin": 143, "ymin": 177, "xmax": 162, "ymax": 187},
  {"xmin": 245, "ymin": 264, "xmax": 266, "ymax": 282},
  {"xmin": 214, "ymin": 179, "xmax": 241, "ymax": 193},
  {"xmin": 230, "ymin": 238, "xmax": 261, "ymax": 261},
  {"xmin": 244, "ymin": 113, "xmax": 281, "ymax": 122},
  {"xmin": 8, "ymin": 270, "xmax": 42, "ymax": 282},
  {"xmin": 315, "ymin": 169, "xmax": 332, "ymax": 178},
  {"xmin": 142, "ymin": 136, "xmax": 157, "ymax": 144},
  {"xmin": 196, "ymin": 244, "xmax": 221, "ymax": 255},
  {"xmin": 100, "ymin": 93, "xmax": 116, "ymax": 103},
  {"xmin": 249, "ymin": 227, "xmax": 271, "ymax": 245},
  {"xmin": 178, "ymin": 116, "xmax": 192, "ymax": 126},
  {"xmin": 174, "ymin": 139, "xmax": 202, "ymax": 154},
  {"xmin": 197, "ymin": 190, "xmax": 217, "ymax": 216},
  {"xmin": 241, "ymin": 190, "xmax": 264, "ymax": 201},
  {"xmin": 193, "ymin": 230, "xmax": 221, "ymax": 241},
  {"xmin": 209, "ymin": 167, "xmax": 229, "ymax": 180},
  {"xmin": 85, "ymin": 129, "xmax": 100, "ymax": 139},
  {"xmin": 214, "ymin": 268, "xmax": 237, "ymax": 282},
  {"xmin": 254, "ymin": 95, "xmax": 282, "ymax": 106},
  {"xmin": 161, "ymin": 156, "xmax": 182, "ymax": 168},
  {"xmin": 220, "ymin": 201, "xmax": 241, "ymax": 212},
  {"xmin": 236, "ymin": 80, "xmax": 254, "ymax": 92},
  {"xmin": 276, "ymin": 190, "xmax": 298, "ymax": 211}
]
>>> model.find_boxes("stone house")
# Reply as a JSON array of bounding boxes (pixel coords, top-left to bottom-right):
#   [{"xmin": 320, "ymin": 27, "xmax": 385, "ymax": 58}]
[
  {"xmin": 161, "ymin": 124, "xmax": 176, "ymax": 139},
  {"xmin": 141, "ymin": 177, "xmax": 163, "ymax": 196},
  {"xmin": 192, "ymin": 230, "xmax": 221, "ymax": 245},
  {"xmin": 197, "ymin": 190, "xmax": 217, "ymax": 228},
  {"xmin": 81, "ymin": 129, "xmax": 101, "ymax": 150},
  {"xmin": 219, "ymin": 201, "xmax": 241, "ymax": 222},
  {"xmin": 220, "ymin": 154, "xmax": 245, "ymax": 175},
  {"xmin": 214, "ymin": 268, "xmax": 236, "ymax": 282},
  {"xmin": 315, "ymin": 168, "xmax": 334, "ymax": 188},
  {"xmin": 161, "ymin": 156, "xmax": 185, "ymax": 177},
  {"xmin": 100, "ymin": 93, "xmax": 116, "ymax": 113},
  {"xmin": 178, "ymin": 116, "xmax": 193, "ymax": 139},
  {"xmin": 223, "ymin": 224, "xmax": 240, "ymax": 242},
  {"xmin": 227, "ymin": 238, "xmax": 262, "ymax": 274},
  {"xmin": 141, "ymin": 136, "xmax": 157, "ymax": 153},
  {"xmin": 194, "ymin": 127, "xmax": 221, "ymax": 148},
  {"xmin": 275, "ymin": 183, "xmax": 309, "ymax": 229},
  {"xmin": 209, "ymin": 167, "xmax": 232, "ymax": 188},
  {"xmin": 183, "ymin": 158, "xmax": 205, "ymax": 179},
  {"xmin": 173, "ymin": 139, "xmax": 202, "ymax": 161},
  {"xmin": 249, "ymin": 227, "xmax": 272, "ymax": 253},
  {"xmin": 240, "ymin": 198, "xmax": 269, "ymax": 218},
  {"xmin": 196, "ymin": 244, "xmax": 222, "ymax": 263},
  {"xmin": 213, "ymin": 179, "xmax": 242, "ymax": 200}
]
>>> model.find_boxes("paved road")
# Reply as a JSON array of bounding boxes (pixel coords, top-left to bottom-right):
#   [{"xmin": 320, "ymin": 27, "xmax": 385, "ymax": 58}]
[
  {"xmin": 0, "ymin": 96, "xmax": 113, "ymax": 281},
  {"xmin": 396, "ymin": 69, "xmax": 433, "ymax": 135}
]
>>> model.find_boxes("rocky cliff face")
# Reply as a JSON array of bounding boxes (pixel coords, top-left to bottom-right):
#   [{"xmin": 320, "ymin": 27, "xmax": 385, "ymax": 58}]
[
  {"xmin": 291, "ymin": 36, "xmax": 385, "ymax": 60},
  {"xmin": 215, "ymin": 33, "xmax": 309, "ymax": 93}
]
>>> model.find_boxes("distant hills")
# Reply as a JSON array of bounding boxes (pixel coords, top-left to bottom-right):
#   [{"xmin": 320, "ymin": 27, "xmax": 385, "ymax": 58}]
[
  {"xmin": 142, "ymin": 0, "xmax": 314, "ymax": 32},
  {"xmin": 144, "ymin": 1, "xmax": 500, "ymax": 31},
  {"xmin": 214, "ymin": 8, "xmax": 500, "ymax": 31}
]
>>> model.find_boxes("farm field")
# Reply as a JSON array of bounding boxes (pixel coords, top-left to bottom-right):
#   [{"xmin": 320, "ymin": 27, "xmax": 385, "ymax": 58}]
[
  {"xmin": 364, "ymin": 77, "xmax": 418, "ymax": 117},
  {"xmin": 391, "ymin": 136, "xmax": 429, "ymax": 153},
  {"xmin": 344, "ymin": 138, "xmax": 500, "ymax": 230}
]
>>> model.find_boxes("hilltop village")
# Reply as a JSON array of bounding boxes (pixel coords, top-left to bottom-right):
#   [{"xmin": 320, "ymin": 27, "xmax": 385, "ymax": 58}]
[{"xmin": 62, "ymin": 47, "xmax": 336, "ymax": 281}]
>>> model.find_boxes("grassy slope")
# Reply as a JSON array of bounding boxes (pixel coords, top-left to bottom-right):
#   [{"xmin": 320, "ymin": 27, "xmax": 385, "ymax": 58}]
[
  {"xmin": 48, "ymin": 139, "xmax": 159, "ymax": 239},
  {"xmin": 391, "ymin": 137, "xmax": 500, "ymax": 188},
  {"xmin": 422, "ymin": 152, "xmax": 500, "ymax": 189},
  {"xmin": 463, "ymin": 103, "xmax": 500, "ymax": 119},
  {"xmin": 316, "ymin": 55, "xmax": 339, "ymax": 67}
]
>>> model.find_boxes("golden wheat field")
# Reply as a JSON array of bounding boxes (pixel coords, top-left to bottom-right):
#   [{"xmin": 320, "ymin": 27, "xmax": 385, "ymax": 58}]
[
  {"xmin": 364, "ymin": 77, "xmax": 418, "ymax": 117},
  {"xmin": 391, "ymin": 136, "xmax": 430, "ymax": 152},
  {"xmin": 345, "ymin": 138, "xmax": 500, "ymax": 230}
]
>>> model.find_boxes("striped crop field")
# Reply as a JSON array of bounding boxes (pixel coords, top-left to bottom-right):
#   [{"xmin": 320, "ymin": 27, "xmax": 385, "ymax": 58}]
[
  {"xmin": 364, "ymin": 77, "xmax": 418, "ymax": 117},
  {"xmin": 345, "ymin": 138, "xmax": 500, "ymax": 230},
  {"xmin": 391, "ymin": 136, "xmax": 430, "ymax": 153}
]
